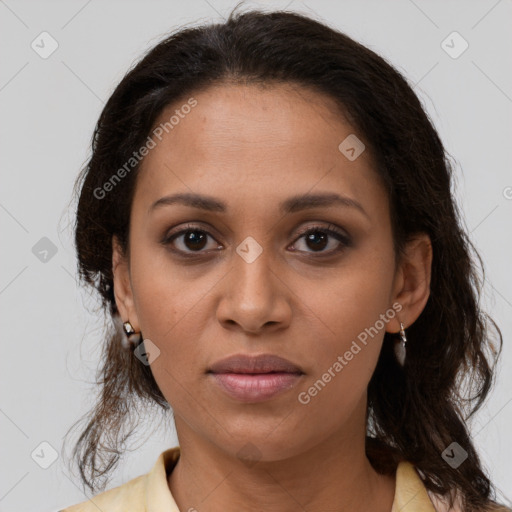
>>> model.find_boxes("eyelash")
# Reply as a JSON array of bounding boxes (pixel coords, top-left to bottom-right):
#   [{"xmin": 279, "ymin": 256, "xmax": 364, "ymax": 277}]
[{"xmin": 161, "ymin": 222, "xmax": 352, "ymax": 258}]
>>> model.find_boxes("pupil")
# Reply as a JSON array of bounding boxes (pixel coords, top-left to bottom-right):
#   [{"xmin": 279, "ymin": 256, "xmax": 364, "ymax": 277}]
[
  {"xmin": 307, "ymin": 231, "xmax": 327, "ymax": 251},
  {"xmin": 185, "ymin": 230, "xmax": 207, "ymax": 250}
]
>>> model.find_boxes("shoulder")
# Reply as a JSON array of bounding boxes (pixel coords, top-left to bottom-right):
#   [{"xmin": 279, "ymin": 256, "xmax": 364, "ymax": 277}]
[
  {"xmin": 395, "ymin": 460, "xmax": 510, "ymax": 512},
  {"xmin": 427, "ymin": 490, "xmax": 511, "ymax": 512},
  {"xmin": 426, "ymin": 489, "xmax": 464, "ymax": 512},
  {"xmin": 60, "ymin": 474, "xmax": 147, "ymax": 512},
  {"xmin": 59, "ymin": 446, "xmax": 181, "ymax": 512},
  {"xmin": 425, "ymin": 477, "xmax": 511, "ymax": 512}
]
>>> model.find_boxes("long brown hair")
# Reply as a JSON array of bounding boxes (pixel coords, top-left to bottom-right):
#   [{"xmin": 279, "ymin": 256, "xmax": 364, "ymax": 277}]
[{"xmin": 63, "ymin": 6, "xmax": 505, "ymax": 511}]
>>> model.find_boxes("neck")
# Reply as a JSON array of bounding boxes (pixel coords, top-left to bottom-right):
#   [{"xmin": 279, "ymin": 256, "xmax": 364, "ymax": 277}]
[{"xmin": 167, "ymin": 407, "xmax": 395, "ymax": 512}]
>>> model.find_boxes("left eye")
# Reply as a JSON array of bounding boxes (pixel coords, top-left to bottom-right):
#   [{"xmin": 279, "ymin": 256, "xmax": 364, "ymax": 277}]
[{"xmin": 290, "ymin": 225, "xmax": 351, "ymax": 254}]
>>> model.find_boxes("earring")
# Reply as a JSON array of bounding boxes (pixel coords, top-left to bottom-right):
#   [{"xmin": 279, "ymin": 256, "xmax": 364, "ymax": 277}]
[
  {"xmin": 122, "ymin": 321, "xmax": 142, "ymax": 349},
  {"xmin": 394, "ymin": 322, "xmax": 407, "ymax": 366}
]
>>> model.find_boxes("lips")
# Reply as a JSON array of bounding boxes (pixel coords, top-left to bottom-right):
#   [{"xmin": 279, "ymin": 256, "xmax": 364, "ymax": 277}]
[{"xmin": 207, "ymin": 353, "xmax": 304, "ymax": 375}]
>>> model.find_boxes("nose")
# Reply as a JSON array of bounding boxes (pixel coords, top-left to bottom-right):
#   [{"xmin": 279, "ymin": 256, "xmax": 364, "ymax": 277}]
[{"xmin": 216, "ymin": 247, "xmax": 292, "ymax": 335}]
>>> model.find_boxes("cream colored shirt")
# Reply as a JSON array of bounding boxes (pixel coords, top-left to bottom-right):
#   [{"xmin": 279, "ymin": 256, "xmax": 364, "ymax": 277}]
[{"xmin": 59, "ymin": 446, "xmax": 469, "ymax": 512}]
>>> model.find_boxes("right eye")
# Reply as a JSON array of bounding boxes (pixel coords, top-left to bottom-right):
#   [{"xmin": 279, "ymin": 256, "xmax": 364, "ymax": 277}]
[{"xmin": 161, "ymin": 224, "xmax": 222, "ymax": 255}]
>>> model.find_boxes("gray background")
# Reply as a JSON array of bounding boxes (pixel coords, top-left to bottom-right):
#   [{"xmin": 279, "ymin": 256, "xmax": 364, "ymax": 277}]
[{"xmin": 1, "ymin": 0, "xmax": 511, "ymax": 510}]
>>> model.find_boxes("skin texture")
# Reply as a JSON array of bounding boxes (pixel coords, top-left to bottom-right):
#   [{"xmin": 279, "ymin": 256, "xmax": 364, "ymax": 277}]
[{"xmin": 112, "ymin": 83, "xmax": 432, "ymax": 512}]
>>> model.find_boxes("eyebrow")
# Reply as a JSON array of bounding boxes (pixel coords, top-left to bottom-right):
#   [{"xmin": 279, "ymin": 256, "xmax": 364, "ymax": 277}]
[{"xmin": 149, "ymin": 192, "xmax": 369, "ymax": 219}]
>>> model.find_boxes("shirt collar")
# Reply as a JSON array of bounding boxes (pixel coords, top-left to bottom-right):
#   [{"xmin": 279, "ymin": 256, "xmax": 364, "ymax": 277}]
[
  {"xmin": 145, "ymin": 447, "xmax": 181, "ymax": 512},
  {"xmin": 146, "ymin": 446, "xmax": 436, "ymax": 512}
]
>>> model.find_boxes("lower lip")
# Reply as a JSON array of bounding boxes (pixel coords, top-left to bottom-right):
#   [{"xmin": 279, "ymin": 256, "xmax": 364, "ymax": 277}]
[{"xmin": 209, "ymin": 372, "xmax": 303, "ymax": 402}]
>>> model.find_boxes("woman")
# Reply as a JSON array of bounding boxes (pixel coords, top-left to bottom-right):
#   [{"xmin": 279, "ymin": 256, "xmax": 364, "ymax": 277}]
[{"xmin": 60, "ymin": 7, "xmax": 509, "ymax": 512}]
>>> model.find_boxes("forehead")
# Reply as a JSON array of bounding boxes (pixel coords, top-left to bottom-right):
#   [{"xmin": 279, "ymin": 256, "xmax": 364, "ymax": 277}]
[
  {"xmin": 133, "ymin": 82, "xmax": 384, "ymax": 219},
  {"xmin": 147, "ymin": 82, "xmax": 354, "ymax": 159}
]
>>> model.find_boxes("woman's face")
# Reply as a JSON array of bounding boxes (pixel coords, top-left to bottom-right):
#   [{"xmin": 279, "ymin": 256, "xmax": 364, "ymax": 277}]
[{"xmin": 113, "ymin": 82, "xmax": 430, "ymax": 462}]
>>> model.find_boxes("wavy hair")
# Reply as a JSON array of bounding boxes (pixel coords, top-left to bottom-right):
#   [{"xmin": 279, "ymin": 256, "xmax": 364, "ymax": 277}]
[{"xmin": 63, "ymin": 6, "xmax": 505, "ymax": 511}]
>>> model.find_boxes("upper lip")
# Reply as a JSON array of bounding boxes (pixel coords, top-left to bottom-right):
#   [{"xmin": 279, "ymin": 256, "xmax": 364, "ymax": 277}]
[{"xmin": 208, "ymin": 354, "xmax": 304, "ymax": 374}]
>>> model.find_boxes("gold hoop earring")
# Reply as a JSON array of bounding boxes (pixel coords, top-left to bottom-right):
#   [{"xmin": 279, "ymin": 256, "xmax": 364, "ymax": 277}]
[
  {"xmin": 394, "ymin": 321, "xmax": 407, "ymax": 366},
  {"xmin": 122, "ymin": 321, "xmax": 142, "ymax": 349}
]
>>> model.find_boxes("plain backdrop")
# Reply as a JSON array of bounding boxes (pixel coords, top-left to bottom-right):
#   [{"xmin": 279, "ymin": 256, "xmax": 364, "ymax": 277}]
[{"xmin": 1, "ymin": 1, "xmax": 511, "ymax": 511}]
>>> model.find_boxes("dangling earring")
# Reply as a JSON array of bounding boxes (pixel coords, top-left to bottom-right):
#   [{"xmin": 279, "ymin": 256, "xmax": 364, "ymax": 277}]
[
  {"xmin": 394, "ymin": 322, "xmax": 407, "ymax": 366},
  {"xmin": 122, "ymin": 321, "xmax": 142, "ymax": 349}
]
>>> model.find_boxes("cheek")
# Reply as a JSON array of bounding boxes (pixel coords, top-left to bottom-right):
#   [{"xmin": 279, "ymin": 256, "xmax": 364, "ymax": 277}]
[
  {"xmin": 128, "ymin": 249, "xmax": 223, "ymax": 402},
  {"xmin": 301, "ymin": 248, "xmax": 393, "ymax": 335},
  {"xmin": 130, "ymin": 243, "xmax": 216, "ymax": 338},
  {"xmin": 293, "ymin": 247, "xmax": 395, "ymax": 403}
]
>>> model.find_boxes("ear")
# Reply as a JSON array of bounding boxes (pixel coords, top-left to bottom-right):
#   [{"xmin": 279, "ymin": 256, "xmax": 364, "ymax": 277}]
[
  {"xmin": 112, "ymin": 235, "xmax": 140, "ymax": 331},
  {"xmin": 386, "ymin": 232, "xmax": 433, "ymax": 333}
]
